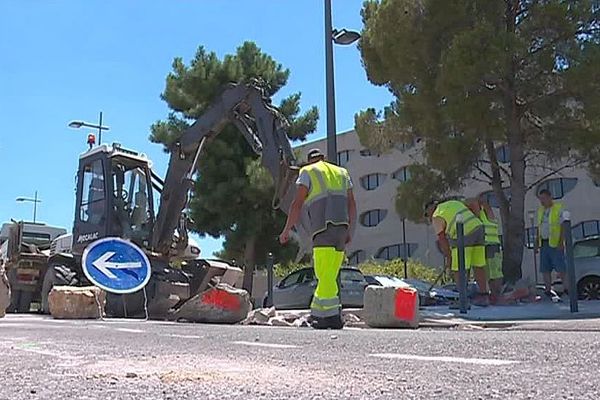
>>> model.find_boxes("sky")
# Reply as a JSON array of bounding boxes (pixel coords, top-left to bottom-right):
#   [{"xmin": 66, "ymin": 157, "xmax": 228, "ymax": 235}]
[{"xmin": 0, "ymin": 0, "xmax": 392, "ymax": 256}]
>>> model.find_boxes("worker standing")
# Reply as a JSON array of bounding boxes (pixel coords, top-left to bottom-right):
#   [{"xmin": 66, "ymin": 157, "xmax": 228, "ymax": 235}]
[
  {"xmin": 536, "ymin": 189, "xmax": 567, "ymax": 298},
  {"xmin": 424, "ymin": 199, "xmax": 490, "ymax": 306},
  {"xmin": 0, "ymin": 259, "xmax": 9, "ymax": 318},
  {"xmin": 466, "ymin": 196, "xmax": 505, "ymax": 305},
  {"xmin": 279, "ymin": 149, "xmax": 356, "ymax": 329}
]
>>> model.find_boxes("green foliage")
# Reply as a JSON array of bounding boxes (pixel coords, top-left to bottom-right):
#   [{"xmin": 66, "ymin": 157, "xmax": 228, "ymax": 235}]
[
  {"xmin": 273, "ymin": 261, "xmax": 307, "ymax": 278},
  {"xmin": 359, "ymin": 259, "xmax": 440, "ymax": 283},
  {"xmin": 151, "ymin": 42, "xmax": 318, "ymax": 266},
  {"xmin": 357, "ymin": 0, "xmax": 600, "ymax": 281}
]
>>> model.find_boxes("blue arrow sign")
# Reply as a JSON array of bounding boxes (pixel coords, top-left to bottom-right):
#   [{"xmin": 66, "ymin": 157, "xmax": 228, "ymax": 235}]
[{"xmin": 82, "ymin": 237, "xmax": 151, "ymax": 294}]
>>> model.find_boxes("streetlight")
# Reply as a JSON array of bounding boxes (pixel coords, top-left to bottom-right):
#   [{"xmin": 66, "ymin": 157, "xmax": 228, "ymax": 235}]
[
  {"xmin": 16, "ymin": 191, "xmax": 42, "ymax": 223},
  {"xmin": 324, "ymin": 0, "xmax": 361, "ymax": 163},
  {"xmin": 68, "ymin": 111, "xmax": 110, "ymax": 145}
]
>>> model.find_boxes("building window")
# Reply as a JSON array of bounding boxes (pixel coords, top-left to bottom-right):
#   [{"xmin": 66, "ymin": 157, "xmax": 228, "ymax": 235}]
[
  {"xmin": 376, "ymin": 243, "xmax": 418, "ymax": 261},
  {"xmin": 347, "ymin": 250, "xmax": 366, "ymax": 265},
  {"xmin": 524, "ymin": 227, "xmax": 537, "ymax": 249},
  {"xmin": 359, "ymin": 149, "xmax": 373, "ymax": 157},
  {"xmin": 360, "ymin": 173, "xmax": 386, "ymax": 191},
  {"xmin": 571, "ymin": 220, "xmax": 600, "ymax": 241},
  {"xmin": 496, "ymin": 145, "xmax": 510, "ymax": 163},
  {"xmin": 360, "ymin": 209, "xmax": 388, "ymax": 227},
  {"xmin": 481, "ymin": 188, "xmax": 511, "ymax": 208},
  {"xmin": 537, "ymin": 178, "xmax": 578, "ymax": 199},
  {"xmin": 336, "ymin": 150, "xmax": 352, "ymax": 167},
  {"xmin": 392, "ymin": 166, "xmax": 411, "ymax": 182}
]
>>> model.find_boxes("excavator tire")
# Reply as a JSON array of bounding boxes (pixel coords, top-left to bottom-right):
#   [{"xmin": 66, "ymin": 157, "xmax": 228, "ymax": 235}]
[
  {"xmin": 41, "ymin": 264, "xmax": 79, "ymax": 314},
  {"xmin": 6, "ymin": 269, "xmax": 33, "ymax": 313}
]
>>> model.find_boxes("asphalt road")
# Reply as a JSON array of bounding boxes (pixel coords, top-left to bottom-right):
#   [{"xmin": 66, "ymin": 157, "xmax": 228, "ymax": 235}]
[{"xmin": 0, "ymin": 315, "xmax": 598, "ymax": 400}]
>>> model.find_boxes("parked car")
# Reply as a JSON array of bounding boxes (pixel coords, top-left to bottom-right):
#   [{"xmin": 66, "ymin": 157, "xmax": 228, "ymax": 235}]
[
  {"xmin": 572, "ymin": 236, "xmax": 600, "ymax": 300},
  {"xmin": 263, "ymin": 267, "xmax": 368, "ymax": 309}
]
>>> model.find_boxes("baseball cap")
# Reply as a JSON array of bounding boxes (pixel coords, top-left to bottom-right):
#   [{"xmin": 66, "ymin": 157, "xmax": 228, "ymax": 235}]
[{"xmin": 307, "ymin": 148, "xmax": 325, "ymax": 162}]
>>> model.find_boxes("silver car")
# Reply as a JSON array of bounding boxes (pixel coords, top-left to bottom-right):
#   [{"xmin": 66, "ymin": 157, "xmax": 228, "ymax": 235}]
[
  {"xmin": 573, "ymin": 236, "xmax": 600, "ymax": 300},
  {"xmin": 264, "ymin": 267, "xmax": 368, "ymax": 309}
]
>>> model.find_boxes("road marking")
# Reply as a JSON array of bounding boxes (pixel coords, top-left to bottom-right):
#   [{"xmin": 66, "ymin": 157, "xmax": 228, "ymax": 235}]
[
  {"xmin": 115, "ymin": 328, "xmax": 145, "ymax": 333},
  {"xmin": 370, "ymin": 353, "xmax": 518, "ymax": 366},
  {"xmin": 232, "ymin": 341, "xmax": 300, "ymax": 349},
  {"xmin": 162, "ymin": 334, "xmax": 202, "ymax": 339}
]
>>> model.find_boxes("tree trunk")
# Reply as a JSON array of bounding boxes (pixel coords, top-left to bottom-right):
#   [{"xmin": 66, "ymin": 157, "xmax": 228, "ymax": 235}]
[
  {"xmin": 501, "ymin": 0, "xmax": 526, "ymax": 283},
  {"xmin": 241, "ymin": 236, "xmax": 256, "ymax": 292}
]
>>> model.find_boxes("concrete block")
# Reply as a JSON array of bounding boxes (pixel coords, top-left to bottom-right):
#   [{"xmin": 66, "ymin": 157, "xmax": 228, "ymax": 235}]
[
  {"xmin": 48, "ymin": 286, "xmax": 105, "ymax": 319},
  {"xmin": 363, "ymin": 285, "xmax": 419, "ymax": 329},
  {"xmin": 173, "ymin": 283, "xmax": 252, "ymax": 324}
]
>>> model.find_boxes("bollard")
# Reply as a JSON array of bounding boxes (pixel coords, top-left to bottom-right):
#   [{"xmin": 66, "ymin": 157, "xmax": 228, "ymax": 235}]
[
  {"xmin": 266, "ymin": 253, "xmax": 274, "ymax": 308},
  {"xmin": 456, "ymin": 214, "xmax": 468, "ymax": 314},
  {"xmin": 562, "ymin": 212, "xmax": 578, "ymax": 313}
]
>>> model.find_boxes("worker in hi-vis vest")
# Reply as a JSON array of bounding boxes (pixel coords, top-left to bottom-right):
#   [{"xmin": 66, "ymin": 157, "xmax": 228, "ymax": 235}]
[
  {"xmin": 424, "ymin": 199, "xmax": 490, "ymax": 306},
  {"xmin": 466, "ymin": 195, "xmax": 505, "ymax": 305},
  {"xmin": 536, "ymin": 188, "xmax": 567, "ymax": 298},
  {"xmin": 279, "ymin": 148, "xmax": 356, "ymax": 329}
]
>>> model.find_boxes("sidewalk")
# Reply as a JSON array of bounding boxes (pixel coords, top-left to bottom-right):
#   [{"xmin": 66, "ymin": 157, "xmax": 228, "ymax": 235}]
[{"xmin": 420, "ymin": 300, "xmax": 600, "ymax": 322}]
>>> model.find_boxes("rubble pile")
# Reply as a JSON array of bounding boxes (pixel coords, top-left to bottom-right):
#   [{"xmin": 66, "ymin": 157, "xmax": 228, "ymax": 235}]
[{"xmin": 241, "ymin": 307, "xmax": 364, "ymax": 328}]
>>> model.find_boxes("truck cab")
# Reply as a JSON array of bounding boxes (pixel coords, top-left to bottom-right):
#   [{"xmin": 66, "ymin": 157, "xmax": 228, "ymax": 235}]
[{"xmin": 1, "ymin": 221, "xmax": 67, "ymax": 312}]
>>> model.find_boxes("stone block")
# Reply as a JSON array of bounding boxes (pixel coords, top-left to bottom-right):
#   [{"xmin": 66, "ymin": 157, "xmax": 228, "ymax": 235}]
[
  {"xmin": 363, "ymin": 285, "xmax": 419, "ymax": 329},
  {"xmin": 174, "ymin": 283, "xmax": 252, "ymax": 324},
  {"xmin": 0, "ymin": 267, "xmax": 10, "ymax": 318},
  {"xmin": 48, "ymin": 286, "xmax": 106, "ymax": 319}
]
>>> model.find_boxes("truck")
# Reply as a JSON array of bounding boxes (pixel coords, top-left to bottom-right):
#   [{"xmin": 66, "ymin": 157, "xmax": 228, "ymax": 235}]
[
  {"xmin": 42, "ymin": 81, "xmax": 311, "ymax": 319},
  {"xmin": 0, "ymin": 221, "xmax": 67, "ymax": 312}
]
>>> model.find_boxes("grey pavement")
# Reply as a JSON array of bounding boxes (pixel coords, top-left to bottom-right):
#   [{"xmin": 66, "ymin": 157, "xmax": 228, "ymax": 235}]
[
  {"xmin": 422, "ymin": 299, "xmax": 600, "ymax": 322},
  {"xmin": 1, "ymin": 315, "xmax": 600, "ymax": 399}
]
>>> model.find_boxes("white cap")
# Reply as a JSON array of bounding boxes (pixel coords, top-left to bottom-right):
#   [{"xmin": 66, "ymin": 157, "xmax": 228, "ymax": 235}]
[{"xmin": 563, "ymin": 211, "xmax": 571, "ymax": 221}]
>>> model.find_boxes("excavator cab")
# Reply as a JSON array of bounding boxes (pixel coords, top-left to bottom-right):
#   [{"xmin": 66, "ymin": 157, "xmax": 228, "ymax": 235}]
[{"xmin": 72, "ymin": 144, "xmax": 156, "ymax": 255}]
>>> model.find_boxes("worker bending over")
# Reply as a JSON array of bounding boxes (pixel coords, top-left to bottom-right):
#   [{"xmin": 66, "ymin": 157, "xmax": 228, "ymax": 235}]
[
  {"xmin": 424, "ymin": 199, "xmax": 490, "ymax": 306},
  {"xmin": 279, "ymin": 149, "xmax": 356, "ymax": 329},
  {"xmin": 466, "ymin": 195, "xmax": 506, "ymax": 305}
]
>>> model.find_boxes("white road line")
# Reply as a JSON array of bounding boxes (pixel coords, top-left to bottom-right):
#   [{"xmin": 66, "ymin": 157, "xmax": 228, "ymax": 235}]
[
  {"xmin": 232, "ymin": 341, "xmax": 300, "ymax": 349},
  {"xmin": 162, "ymin": 334, "xmax": 202, "ymax": 339},
  {"xmin": 370, "ymin": 353, "xmax": 518, "ymax": 366},
  {"xmin": 115, "ymin": 328, "xmax": 145, "ymax": 333}
]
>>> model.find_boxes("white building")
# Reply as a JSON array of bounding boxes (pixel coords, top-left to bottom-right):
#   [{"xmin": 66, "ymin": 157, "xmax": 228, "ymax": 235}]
[{"xmin": 295, "ymin": 130, "xmax": 600, "ymax": 282}]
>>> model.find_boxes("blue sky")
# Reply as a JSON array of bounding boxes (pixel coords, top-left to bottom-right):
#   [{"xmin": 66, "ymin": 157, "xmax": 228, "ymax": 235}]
[{"xmin": 0, "ymin": 0, "xmax": 392, "ymax": 256}]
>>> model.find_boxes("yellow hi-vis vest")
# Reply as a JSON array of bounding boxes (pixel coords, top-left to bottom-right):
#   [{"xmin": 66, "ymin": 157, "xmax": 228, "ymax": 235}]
[
  {"xmin": 537, "ymin": 202, "xmax": 563, "ymax": 248},
  {"xmin": 479, "ymin": 210, "xmax": 501, "ymax": 245},
  {"xmin": 300, "ymin": 160, "xmax": 350, "ymax": 238},
  {"xmin": 433, "ymin": 200, "xmax": 484, "ymax": 246}
]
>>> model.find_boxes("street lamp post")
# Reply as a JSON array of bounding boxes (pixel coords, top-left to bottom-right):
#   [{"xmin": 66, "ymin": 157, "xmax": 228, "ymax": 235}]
[
  {"xmin": 68, "ymin": 111, "xmax": 110, "ymax": 145},
  {"xmin": 528, "ymin": 210, "xmax": 538, "ymax": 284},
  {"xmin": 324, "ymin": 0, "xmax": 361, "ymax": 164},
  {"xmin": 402, "ymin": 217, "xmax": 408, "ymax": 279},
  {"xmin": 16, "ymin": 191, "xmax": 42, "ymax": 223}
]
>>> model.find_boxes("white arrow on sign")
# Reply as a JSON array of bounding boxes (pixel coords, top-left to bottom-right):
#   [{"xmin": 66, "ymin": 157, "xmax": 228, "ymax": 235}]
[{"xmin": 92, "ymin": 251, "xmax": 143, "ymax": 279}]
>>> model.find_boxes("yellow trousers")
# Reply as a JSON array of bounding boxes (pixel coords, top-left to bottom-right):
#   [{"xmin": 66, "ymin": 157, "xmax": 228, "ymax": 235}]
[{"xmin": 310, "ymin": 247, "xmax": 344, "ymax": 318}]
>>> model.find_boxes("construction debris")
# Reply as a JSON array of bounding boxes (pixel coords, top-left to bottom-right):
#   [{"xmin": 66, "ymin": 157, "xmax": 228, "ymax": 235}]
[
  {"xmin": 48, "ymin": 286, "xmax": 106, "ymax": 319},
  {"xmin": 173, "ymin": 283, "xmax": 252, "ymax": 324},
  {"xmin": 0, "ymin": 263, "xmax": 9, "ymax": 318}
]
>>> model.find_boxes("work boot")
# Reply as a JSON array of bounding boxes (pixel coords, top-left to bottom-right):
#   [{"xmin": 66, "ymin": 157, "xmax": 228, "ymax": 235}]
[
  {"xmin": 471, "ymin": 293, "xmax": 490, "ymax": 307},
  {"xmin": 310, "ymin": 315, "xmax": 344, "ymax": 330}
]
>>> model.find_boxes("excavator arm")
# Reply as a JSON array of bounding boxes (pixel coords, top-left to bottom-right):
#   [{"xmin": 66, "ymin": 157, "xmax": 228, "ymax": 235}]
[{"xmin": 152, "ymin": 81, "xmax": 311, "ymax": 259}]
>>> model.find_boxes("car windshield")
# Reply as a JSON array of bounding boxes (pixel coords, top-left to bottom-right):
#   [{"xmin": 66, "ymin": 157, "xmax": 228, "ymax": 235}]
[{"xmin": 340, "ymin": 269, "xmax": 365, "ymax": 282}]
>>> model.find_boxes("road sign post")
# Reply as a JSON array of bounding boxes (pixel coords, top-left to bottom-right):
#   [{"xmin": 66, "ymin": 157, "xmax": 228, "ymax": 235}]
[
  {"xmin": 82, "ymin": 237, "xmax": 151, "ymax": 294},
  {"xmin": 266, "ymin": 253, "xmax": 274, "ymax": 308},
  {"xmin": 562, "ymin": 212, "xmax": 578, "ymax": 313}
]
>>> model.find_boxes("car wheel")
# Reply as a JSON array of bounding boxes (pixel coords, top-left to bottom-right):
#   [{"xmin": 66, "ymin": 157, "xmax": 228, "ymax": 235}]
[{"xmin": 577, "ymin": 277, "xmax": 600, "ymax": 301}]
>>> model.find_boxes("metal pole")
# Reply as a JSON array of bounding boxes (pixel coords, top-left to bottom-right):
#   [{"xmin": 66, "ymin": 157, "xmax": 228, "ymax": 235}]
[
  {"xmin": 529, "ymin": 213, "xmax": 538, "ymax": 285},
  {"xmin": 33, "ymin": 191, "xmax": 38, "ymax": 223},
  {"xmin": 402, "ymin": 218, "xmax": 408, "ymax": 279},
  {"xmin": 456, "ymin": 215, "xmax": 468, "ymax": 314},
  {"xmin": 98, "ymin": 111, "xmax": 103, "ymax": 145},
  {"xmin": 266, "ymin": 253, "xmax": 274, "ymax": 308},
  {"xmin": 563, "ymin": 212, "xmax": 578, "ymax": 313},
  {"xmin": 324, "ymin": 0, "xmax": 337, "ymax": 163}
]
